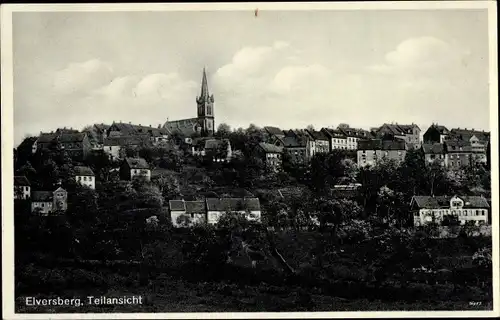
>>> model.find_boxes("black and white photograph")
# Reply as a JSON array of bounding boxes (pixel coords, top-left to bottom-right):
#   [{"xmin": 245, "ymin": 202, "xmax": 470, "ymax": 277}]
[{"xmin": 1, "ymin": 1, "xmax": 498, "ymax": 318}]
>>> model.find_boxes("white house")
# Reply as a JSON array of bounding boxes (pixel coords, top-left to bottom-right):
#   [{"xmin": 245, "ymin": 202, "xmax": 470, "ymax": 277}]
[
  {"xmin": 73, "ymin": 166, "xmax": 95, "ymax": 189},
  {"xmin": 169, "ymin": 200, "xmax": 207, "ymax": 227},
  {"xmin": 206, "ymin": 197, "xmax": 261, "ymax": 225},
  {"xmin": 120, "ymin": 157, "xmax": 151, "ymax": 182},
  {"xmin": 31, "ymin": 187, "xmax": 68, "ymax": 215},
  {"xmin": 14, "ymin": 176, "xmax": 31, "ymax": 199},
  {"xmin": 410, "ymin": 195, "xmax": 489, "ymax": 226}
]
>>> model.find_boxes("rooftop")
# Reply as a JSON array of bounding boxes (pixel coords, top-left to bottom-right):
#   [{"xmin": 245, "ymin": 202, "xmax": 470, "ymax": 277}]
[{"xmin": 125, "ymin": 157, "xmax": 149, "ymax": 169}]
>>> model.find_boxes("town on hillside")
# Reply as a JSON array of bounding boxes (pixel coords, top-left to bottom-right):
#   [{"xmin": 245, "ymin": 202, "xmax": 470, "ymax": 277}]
[
  {"xmin": 14, "ymin": 68, "xmax": 492, "ymax": 228},
  {"xmin": 14, "ymin": 68, "xmax": 493, "ymax": 312}
]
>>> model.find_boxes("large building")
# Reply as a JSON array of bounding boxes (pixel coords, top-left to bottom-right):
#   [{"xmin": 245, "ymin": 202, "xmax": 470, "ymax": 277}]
[
  {"xmin": 357, "ymin": 138, "xmax": 407, "ymax": 167},
  {"xmin": 163, "ymin": 68, "xmax": 215, "ymax": 137},
  {"xmin": 410, "ymin": 195, "xmax": 489, "ymax": 226},
  {"xmin": 374, "ymin": 123, "xmax": 421, "ymax": 148}
]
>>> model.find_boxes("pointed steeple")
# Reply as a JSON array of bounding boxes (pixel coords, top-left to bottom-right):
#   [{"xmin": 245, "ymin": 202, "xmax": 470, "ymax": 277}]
[{"xmin": 200, "ymin": 67, "xmax": 209, "ymax": 98}]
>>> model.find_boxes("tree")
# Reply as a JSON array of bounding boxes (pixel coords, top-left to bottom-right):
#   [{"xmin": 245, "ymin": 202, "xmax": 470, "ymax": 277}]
[
  {"xmin": 215, "ymin": 123, "xmax": 231, "ymax": 139},
  {"xmin": 155, "ymin": 173, "xmax": 181, "ymax": 200}
]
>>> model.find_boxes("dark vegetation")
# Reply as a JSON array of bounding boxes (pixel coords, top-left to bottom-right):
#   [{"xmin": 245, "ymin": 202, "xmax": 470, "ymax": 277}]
[{"xmin": 14, "ymin": 123, "xmax": 492, "ymax": 312}]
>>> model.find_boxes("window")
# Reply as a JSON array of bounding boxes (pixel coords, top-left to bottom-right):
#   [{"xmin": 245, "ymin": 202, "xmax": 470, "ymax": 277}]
[
  {"xmin": 41, "ymin": 203, "xmax": 44, "ymax": 207},
  {"xmin": 450, "ymin": 161, "xmax": 454, "ymax": 166},
  {"xmin": 457, "ymin": 161, "xmax": 461, "ymax": 166},
  {"xmin": 83, "ymin": 176, "xmax": 87, "ymax": 181},
  {"xmin": 482, "ymin": 210, "xmax": 486, "ymax": 215}
]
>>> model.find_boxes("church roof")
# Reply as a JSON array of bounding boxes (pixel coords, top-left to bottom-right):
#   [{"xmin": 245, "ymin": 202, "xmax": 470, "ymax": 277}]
[{"xmin": 163, "ymin": 118, "xmax": 200, "ymax": 136}]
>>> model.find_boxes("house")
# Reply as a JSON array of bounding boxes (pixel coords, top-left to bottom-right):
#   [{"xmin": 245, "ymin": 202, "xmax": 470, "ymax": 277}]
[
  {"xmin": 444, "ymin": 140, "xmax": 474, "ymax": 169},
  {"xmin": 263, "ymin": 126, "xmax": 286, "ymax": 146},
  {"xmin": 14, "ymin": 176, "xmax": 31, "ymax": 199},
  {"xmin": 103, "ymin": 135, "xmax": 151, "ymax": 160},
  {"xmin": 191, "ymin": 138, "xmax": 232, "ymax": 162},
  {"xmin": 16, "ymin": 136, "xmax": 38, "ymax": 156},
  {"xmin": 206, "ymin": 197, "xmax": 261, "ymax": 225},
  {"xmin": 282, "ymin": 131, "xmax": 313, "ymax": 164},
  {"xmin": 423, "ymin": 124, "xmax": 450, "ymax": 144},
  {"xmin": 448, "ymin": 128, "xmax": 489, "ymax": 154},
  {"xmin": 321, "ymin": 128, "xmax": 348, "ymax": 151},
  {"xmin": 35, "ymin": 131, "xmax": 91, "ymax": 159},
  {"xmin": 73, "ymin": 166, "xmax": 96, "ymax": 189},
  {"xmin": 169, "ymin": 200, "xmax": 207, "ymax": 227},
  {"xmin": 357, "ymin": 138, "xmax": 407, "ymax": 167},
  {"xmin": 410, "ymin": 195, "xmax": 490, "ymax": 226},
  {"xmin": 421, "ymin": 143, "xmax": 446, "ymax": 166},
  {"xmin": 305, "ymin": 129, "xmax": 330, "ymax": 153},
  {"xmin": 120, "ymin": 157, "xmax": 151, "ymax": 181},
  {"xmin": 107, "ymin": 122, "xmax": 169, "ymax": 145},
  {"xmin": 31, "ymin": 187, "xmax": 68, "ymax": 215},
  {"xmin": 375, "ymin": 123, "xmax": 421, "ymax": 148},
  {"xmin": 59, "ymin": 132, "xmax": 92, "ymax": 160},
  {"xmin": 257, "ymin": 142, "xmax": 283, "ymax": 171},
  {"xmin": 336, "ymin": 125, "xmax": 371, "ymax": 150}
]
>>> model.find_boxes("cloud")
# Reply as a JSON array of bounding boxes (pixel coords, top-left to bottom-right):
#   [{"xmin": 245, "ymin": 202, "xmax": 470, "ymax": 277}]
[
  {"xmin": 368, "ymin": 36, "xmax": 469, "ymax": 75},
  {"xmin": 53, "ymin": 59, "xmax": 114, "ymax": 95}
]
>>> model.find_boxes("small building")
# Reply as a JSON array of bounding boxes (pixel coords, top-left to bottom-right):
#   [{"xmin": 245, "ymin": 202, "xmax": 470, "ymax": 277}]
[
  {"xmin": 410, "ymin": 195, "xmax": 490, "ymax": 226},
  {"xmin": 257, "ymin": 142, "xmax": 283, "ymax": 171},
  {"xmin": 169, "ymin": 200, "xmax": 207, "ymax": 227},
  {"xmin": 14, "ymin": 176, "xmax": 31, "ymax": 199},
  {"xmin": 206, "ymin": 197, "xmax": 261, "ymax": 225},
  {"xmin": 120, "ymin": 157, "xmax": 151, "ymax": 181},
  {"xmin": 421, "ymin": 143, "xmax": 445, "ymax": 166},
  {"xmin": 31, "ymin": 187, "xmax": 68, "ymax": 215},
  {"xmin": 283, "ymin": 130, "xmax": 314, "ymax": 164},
  {"xmin": 357, "ymin": 138, "xmax": 407, "ymax": 167},
  {"xmin": 73, "ymin": 166, "xmax": 96, "ymax": 189},
  {"xmin": 444, "ymin": 140, "xmax": 474, "ymax": 170}
]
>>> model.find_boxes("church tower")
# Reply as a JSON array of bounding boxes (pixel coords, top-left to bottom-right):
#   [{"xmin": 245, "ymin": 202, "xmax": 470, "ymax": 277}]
[{"xmin": 196, "ymin": 68, "xmax": 215, "ymax": 136}]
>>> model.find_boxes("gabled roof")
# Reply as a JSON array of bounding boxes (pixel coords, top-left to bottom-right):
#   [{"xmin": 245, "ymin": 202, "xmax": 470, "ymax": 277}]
[
  {"xmin": 205, "ymin": 139, "xmax": 229, "ymax": 150},
  {"xmin": 14, "ymin": 176, "xmax": 30, "ymax": 186},
  {"xmin": 258, "ymin": 142, "xmax": 283, "ymax": 154},
  {"xmin": 169, "ymin": 200, "xmax": 186, "ymax": 212},
  {"xmin": 37, "ymin": 133, "xmax": 58, "ymax": 143},
  {"xmin": 185, "ymin": 201, "xmax": 206, "ymax": 214},
  {"xmin": 449, "ymin": 128, "xmax": 490, "ymax": 143},
  {"xmin": 59, "ymin": 133, "xmax": 86, "ymax": 143},
  {"xmin": 337, "ymin": 127, "xmax": 371, "ymax": 139},
  {"xmin": 264, "ymin": 126, "xmax": 285, "ymax": 137},
  {"xmin": 103, "ymin": 135, "xmax": 150, "ymax": 146},
  {"xmin": 163, "ymin": 118, "xmax": 200, "ymax": 136},
  {"xmin": 73, "ymin": 166, "xmax": 94, "ymax": 176},
  {"xmin": 32, "ymin": 191, "xmax": 53, "ymax": 202},
  {"xmin": 412, "ymin": 195, "xmax": 490, "ymax": 209},
  {"xmin": 124, "ymin": 157, "xmax": 149, "ymax": 169},
  {"xmin": 17, "ymin": 137, "xmax": 38, "ymax": 149},
  {"xmin": 94, "ymin": 123, "xmax": 111, "ymax": 132},
  {"xmin": 206, "ymin": 197, "xmax": 261, "ymax": 212},
  {"xmin": 321, "ymin": 128, "xmax": 347, "ymax": 139},
  {"xmin": 422, "ymin": 143, "xmax": 444, "ymax": 154},
  {"xmin": 54, "ymin": 187, "xmax": 67, "ymax": 193},
  {"xmin": 358, "ymin": 139, "xmax": 406, "ymax": 151},
  {"xmin": 306, "ymin": 129, "xmax": 329, "ymax": 141}
]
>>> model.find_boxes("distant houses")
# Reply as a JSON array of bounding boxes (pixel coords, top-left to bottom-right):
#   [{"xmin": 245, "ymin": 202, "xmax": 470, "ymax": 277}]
[
  {"xmin": 169, "ymin": 197, "xmax": 262, "ymax": 227},
  {"xmin": 410, "ymin": 195, "xmax": 489, "ymax": 226},
  {"xmin": 257, "ymin": 142, "xmax": 283, "ymax": 171}
]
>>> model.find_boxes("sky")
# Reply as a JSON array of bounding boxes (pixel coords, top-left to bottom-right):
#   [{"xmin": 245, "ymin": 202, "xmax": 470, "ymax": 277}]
[{"xmin": 12, "ymin": 8, "xmax": 491, "ymax": 145}]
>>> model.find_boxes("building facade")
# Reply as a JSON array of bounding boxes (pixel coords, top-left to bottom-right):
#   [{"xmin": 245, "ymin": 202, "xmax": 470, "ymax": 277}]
[
  {"xmin": 31, "ymin": 187, "xmax": 68, "ymax": 215},
  {"xmin": 411, "ymin": 195, "xmax": 489, "ymax": 226},
  {"xmin": 357, "ymin": 139, "xmax": 407, "ymax": 167},
  {"xmin": 14, "ymin": 176, "xmax": 31, "ymax": 199},
  {"xmin": 423, "ymin": 124, "xmax": 450, "ymax": 144},
  {"xmin": 257, "ymin": 142, "xmax": 283, "ymax": 171},
  {"xmin": 74, "ymin": 166, "xmax": 96, "ymax": 189},
  {"xmin": 375, "ymin": 123, "xmax": 421, "ymax": 148},
  {"xmin": 120, "ymin": 157, "xmax": 151, "ymax": 181},
  {"xmin": 321, "ymin": 128, "xmax": 348, "ymax": 150}
]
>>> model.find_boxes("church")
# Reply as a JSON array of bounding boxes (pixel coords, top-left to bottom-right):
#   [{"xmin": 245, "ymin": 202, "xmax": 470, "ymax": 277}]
[{"xmin": 163, "ymin": 68, "xmax": 215, "ymax": 137}]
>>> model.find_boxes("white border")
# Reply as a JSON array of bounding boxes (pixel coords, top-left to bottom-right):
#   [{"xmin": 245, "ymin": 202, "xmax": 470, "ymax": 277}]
[{"xmin": 1, "ymin": 2, "xmax": 498, "ymax": 319}]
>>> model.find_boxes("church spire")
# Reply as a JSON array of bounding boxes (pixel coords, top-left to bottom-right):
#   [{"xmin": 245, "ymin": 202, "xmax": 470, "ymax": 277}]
[{"xmin": 200, "ymin": 67, "xmax": 209, "ymax": 98}]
